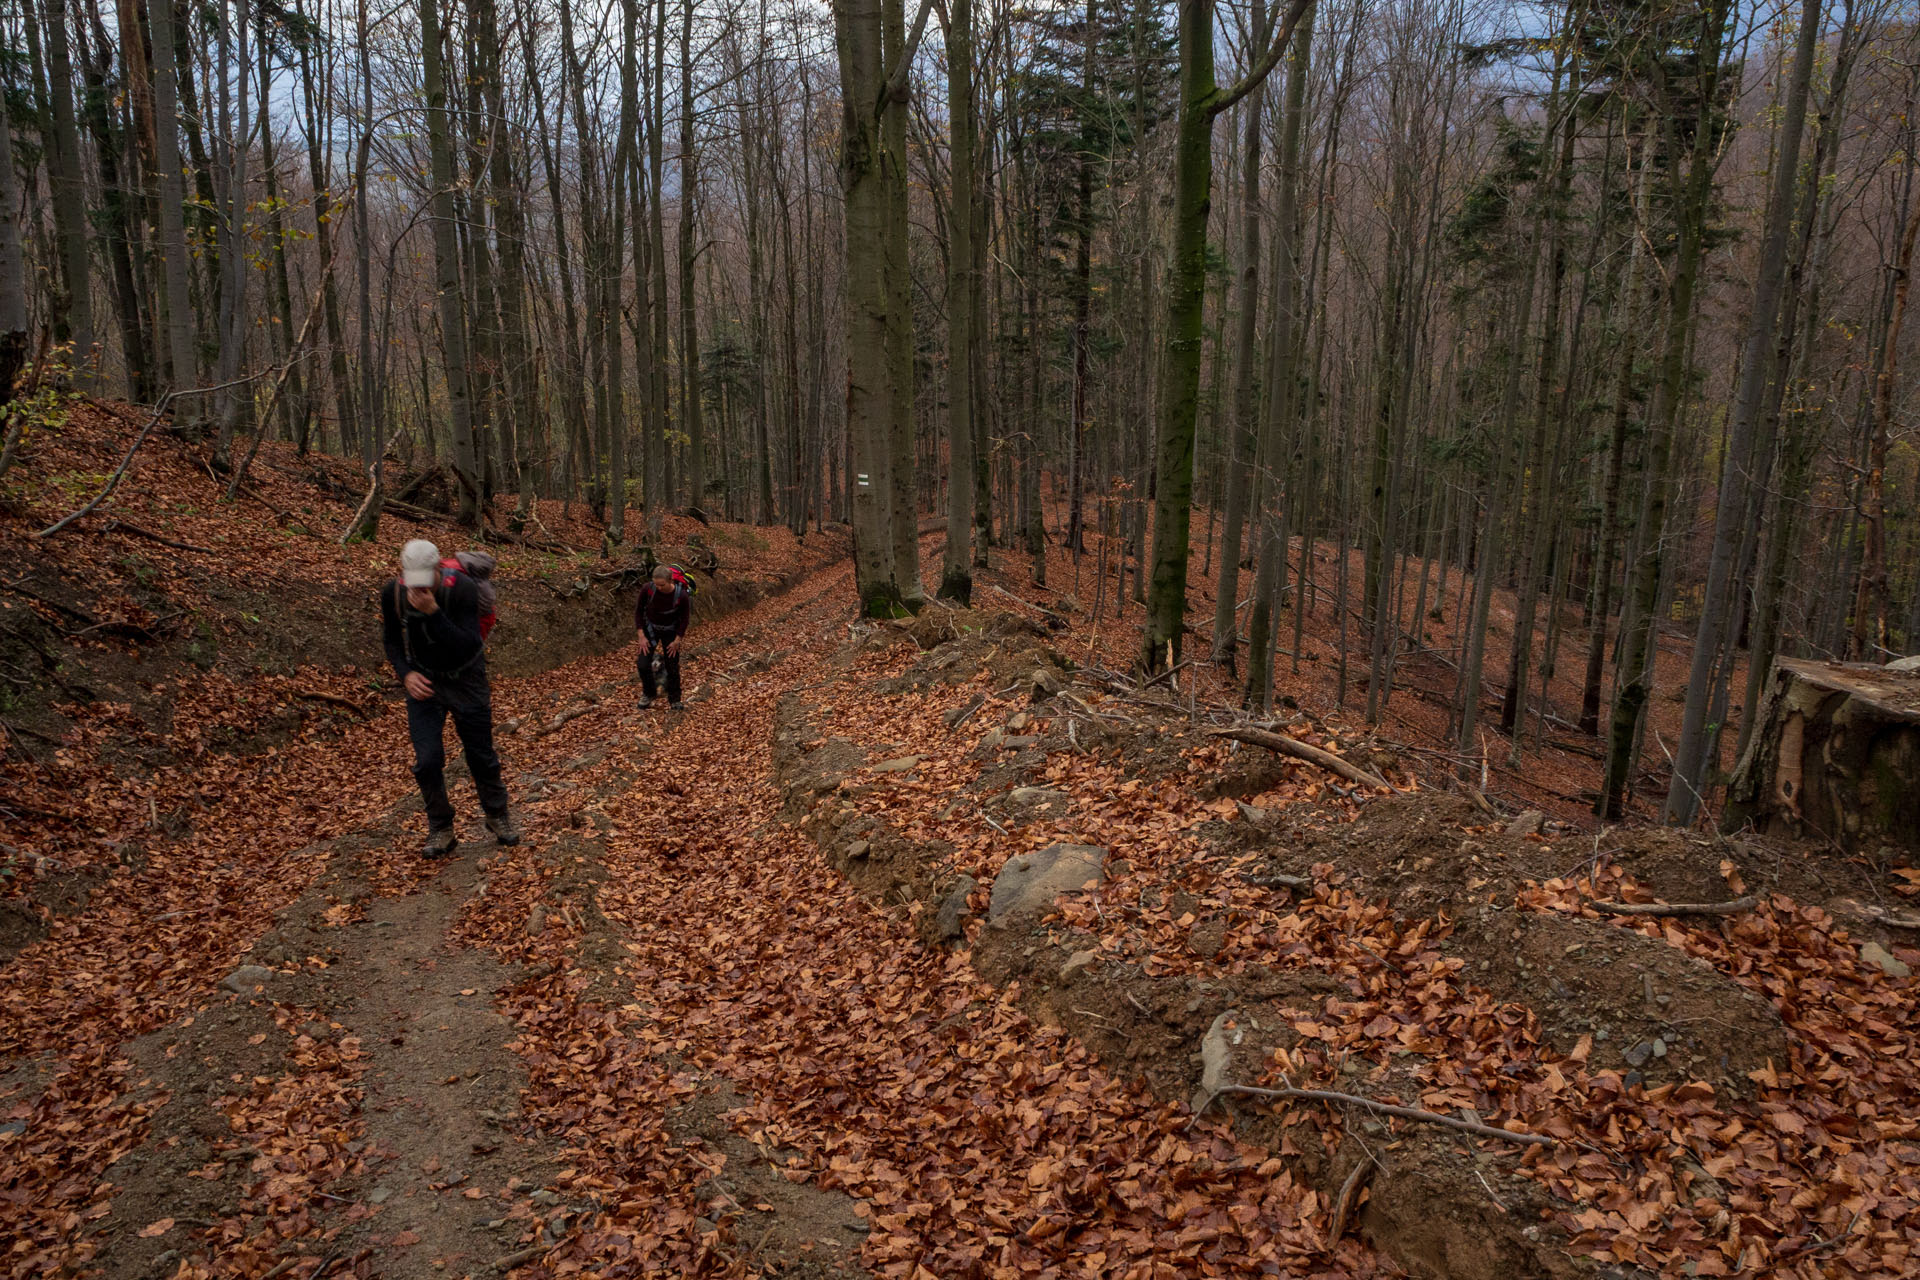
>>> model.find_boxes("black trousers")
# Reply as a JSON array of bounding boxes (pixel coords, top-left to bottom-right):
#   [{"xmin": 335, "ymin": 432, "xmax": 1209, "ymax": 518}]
[
  {"xmin": 405, "ymin": 665, "xmax": 509, "ymax": 830},
  {"xmin": 639, "ymin": 641, "xmax": 682, "ymax": 702}
]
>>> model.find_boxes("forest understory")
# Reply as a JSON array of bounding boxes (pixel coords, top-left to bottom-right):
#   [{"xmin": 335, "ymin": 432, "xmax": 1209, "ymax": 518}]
[{"xmin": 2, "ymin": 405, "xmax": 1917, "ymax": 1280}]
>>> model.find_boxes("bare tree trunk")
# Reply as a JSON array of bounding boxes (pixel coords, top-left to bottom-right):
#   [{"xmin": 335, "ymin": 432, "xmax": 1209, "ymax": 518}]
[
  {"xmin": 1212, "ymin": 0, "xmax": 1267, "ymax": 670},
  {"xmin": 1852, "ymin": 172, "xmax": 1920, "ymax": 661},
  {"xmin": 1246, "ymin": 0, "xmax": 1312, "ymax": 709},
  {"xmin": 422, "ymin": 0, "xmax": 480, "ymax": 522},
  {"xmin": 938, "ymin": 0, "xmax": 976, "ymax": 603},
  {"xmin": 1142, "ymin": 0, "xmax": 1311, "ymax": 670},
  {"xmin": 0, "ymin": 104, "xmax": 28, "ymax": 403},
  {"xmin": 1668, "ymin": 0, "xmax": 1825, "ymax": 820},
  {"xmin": 148, "ymin": 0, "xmax": 200, "ymax": 421},
  {"xmin": 835, "ymin": 0, "xmax": 908, "ymax": 613},
  {"xmin": 680, "ymin": 0, "xmax": 708, "ymax": 517}
]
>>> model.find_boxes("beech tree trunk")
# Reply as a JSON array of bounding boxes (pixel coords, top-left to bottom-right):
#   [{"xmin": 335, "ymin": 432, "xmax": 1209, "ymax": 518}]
[{"xmin": 421, "ymin": 0, "xmax": 480, "ymax": 522}]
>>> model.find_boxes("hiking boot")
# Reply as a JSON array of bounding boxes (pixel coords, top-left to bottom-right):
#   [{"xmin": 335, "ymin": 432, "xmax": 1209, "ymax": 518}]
[
  {"xmin": 668, "ymin": 700, "xmax": 685, "ymax": 712},
  {"xmin": 424, "ymin": 827, "xmax": 458, "ymax": 858},
  {"xmin": 638, "ymin": 695, "xmax": 655, "ymax": 709},
  {"xmin": 486, "ymin": 810, "xmax": 523, "ymax": 847}
]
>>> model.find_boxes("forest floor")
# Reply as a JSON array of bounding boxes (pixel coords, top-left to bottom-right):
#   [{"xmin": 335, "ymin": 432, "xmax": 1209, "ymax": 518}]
[{"xmin": 2, "ymin": 402, "xmax": 1916, "ymax": 1280}]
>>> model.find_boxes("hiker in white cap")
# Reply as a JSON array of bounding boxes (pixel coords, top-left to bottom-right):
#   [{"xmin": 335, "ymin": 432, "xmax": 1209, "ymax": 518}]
[{"xmin": 380, "ymin": 539, "xmax": 521, "ymax": 857}]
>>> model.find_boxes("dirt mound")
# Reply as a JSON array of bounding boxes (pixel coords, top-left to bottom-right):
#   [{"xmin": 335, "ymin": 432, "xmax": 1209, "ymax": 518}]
[
  {"xmin": 1448, "ymin": 904, "xmax": 1790, "ymax": 1093},
  {"xmin": 1270, "ymin": 792, "xmax": 1882, "ymax": 919}
]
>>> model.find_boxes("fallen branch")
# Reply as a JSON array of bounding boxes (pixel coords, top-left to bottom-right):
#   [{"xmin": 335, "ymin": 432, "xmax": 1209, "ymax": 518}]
[
  {"xmin": 100, "ymin": 519, "xmax": 216, "ymax": 554},
  {"xmin": 1242, "ymin": 872, "xmax": 1313, "ymax": 891},
  {"xmin": 1588, "ymin": 896, "xmax": 1757, "ymax": 918},
  {"xmin": 493, "ymin": 1243, "xmax": 550, "ymax": 1271},
  {"xmin": 537, "ymin": 705, "xmax": 596, "ymax": 736},
  {"xmin": 1211, "ymin": 726, "xmax": 1397, "ymax": 792},
  {"xmin": 1203, "ymin": 1083, "xmax": 1553, "ymax": 1147}
]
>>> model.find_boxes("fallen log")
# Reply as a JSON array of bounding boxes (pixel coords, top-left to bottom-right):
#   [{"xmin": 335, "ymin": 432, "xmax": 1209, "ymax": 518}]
[
  {"xmin": 1588, "ymin": 896, "xmax": 1757, "ymax": 918},
  {"xmin": 1210, "ymin": 726, "xmax": 1397, "ymax": 792},
  {"xmin": 1201, "ymin": 1083, "xmax": 1553, "ymax": 1147}
]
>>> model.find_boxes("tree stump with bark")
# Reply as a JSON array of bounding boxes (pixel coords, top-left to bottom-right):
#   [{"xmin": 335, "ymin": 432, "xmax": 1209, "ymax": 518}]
[{"xmin": 1724, "ymin": 657, "xmax": 1920, "ymax": 856}]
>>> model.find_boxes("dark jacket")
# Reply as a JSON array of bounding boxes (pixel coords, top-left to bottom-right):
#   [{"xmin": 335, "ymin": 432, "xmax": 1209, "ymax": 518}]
[
  {"xmin": 382, "ymin": 574, "xmax": 486, "ymax": 680},
  {"xmin": 634, "ymin": 581, "xmax": 691, "ymax": 643}
]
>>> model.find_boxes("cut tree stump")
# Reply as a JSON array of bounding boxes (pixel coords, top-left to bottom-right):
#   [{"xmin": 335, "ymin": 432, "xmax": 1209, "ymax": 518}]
[{"xmin": 1724, "ymin": 657, "xmax": 1920, "ymax": 856}]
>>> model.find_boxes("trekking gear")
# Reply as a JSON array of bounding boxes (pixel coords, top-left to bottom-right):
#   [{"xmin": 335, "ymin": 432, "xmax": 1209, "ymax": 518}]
[
  {"xmin": 424, "ymin": 827, "xmax": 458, "ymax": 858},
  {"xmin": 485, "ymin": 809, "xmax": 523, "ymax": 846},
  {"xmin": 638, "ymin": 694, "xmax": 655, "ymax": 709},
  {"xmin": 668, "ymin": 700, "xmax": 685, "ymax": 711},
  {"xmin": 442, "ymin": 551, "xmax": 499, "ymax": 640},
  {"xmin": 658, "ymin": 563, "xmax": 697, "ymax": 600}
]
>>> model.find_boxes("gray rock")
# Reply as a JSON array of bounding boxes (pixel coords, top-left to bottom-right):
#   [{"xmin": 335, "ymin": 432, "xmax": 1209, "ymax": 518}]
[
  {"xmin": 526, "ymin": 906, "xmax": 547, "ymax": 936},
  {"xmin": 934, "ymin": 876, "xmax": 979, "ymax": 942},
  {"xmin": 1651, "ymin": 1038, "xmax": 1668, "ymax": 1059},
  {"xmin": 1622, "ymin": 1040, "xmax": 1655, "ymax": 1068},
  {"xmin": 1234, "ymin": 800, "xmax": 1267, "ymax": 822},
  {"xmin": 1010, "ymin": 787, "xmax": 1069, "ymax": 808},
  {"xmin": 987, "ymin": 843, "xmax": 1107, "ymax": 923},
  {"xmin": 368, "ymin": 1187, "xmax": 391, "ymax": 1205},
  {"xmin": 869, "ymin": 755, "xmax": 921, "ymax": 774},
  {"xmin": 1190, "ymin": 1010, "xmax": 1242, "ymax": 1113},
  {"xmin": 0, "ymin": 1120, "xmax": 25, "ymax": 1138},
  {"xmin": 531, "ymin": 1189, "xmax": 562, "ymax": 1207},
  {"xmin": 221, "ymin": 964, "xmax": 276, "ymax": 994},
  {"xmin": 1028, "ymin": 668, "xmax": 1065, "ymax": 701},
  {"xmin": 1506, "ymin": 810, "xmax": 1546, "ymax": 837},
  {"xmin": 999, "ymin": 735, "xmax": 1040, "ymax": 750},
  {"xmin": 1861, "ymin": 941, "xmax": 1912, "ymax": 978},
  {"xmin": 846, "ymin": 840, "xmax": 872, "ymax": 860},
  {"xmin": 1059, "ymin": 949, "xmax": 1100, "ymax": 982}
]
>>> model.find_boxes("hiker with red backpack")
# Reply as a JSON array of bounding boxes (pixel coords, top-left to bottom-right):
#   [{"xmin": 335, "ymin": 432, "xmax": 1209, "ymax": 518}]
[
  {"xmin": 381, "ymin": 539, "xmax": 521, "ymax": 857},
  {"xmin": 635, "ymin": 562, "xmax": 694, "ymax": 710}
]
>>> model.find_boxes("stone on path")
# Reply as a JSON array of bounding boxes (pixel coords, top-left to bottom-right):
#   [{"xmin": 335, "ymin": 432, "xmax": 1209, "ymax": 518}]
[{"xmin": 987, "ymin": 843, "xmax": 1107, "ymax": 923}]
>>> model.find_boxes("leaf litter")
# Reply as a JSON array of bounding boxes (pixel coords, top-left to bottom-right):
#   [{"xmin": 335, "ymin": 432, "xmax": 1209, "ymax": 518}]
[{"xmin": 0, "ymin": 410, "xmax": 1916, "ymax": 1278}]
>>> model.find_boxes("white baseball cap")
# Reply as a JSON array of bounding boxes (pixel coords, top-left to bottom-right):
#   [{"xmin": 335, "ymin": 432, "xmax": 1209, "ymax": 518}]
[{"xmin": 401, "ymin": 540, "xmax": 441, "ymax": 589}]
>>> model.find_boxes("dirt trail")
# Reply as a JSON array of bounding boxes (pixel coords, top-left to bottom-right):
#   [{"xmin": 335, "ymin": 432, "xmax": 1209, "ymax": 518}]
[{"xmin": 6, "ymin": 557, "xmax": 1386, "ymax": 1279}]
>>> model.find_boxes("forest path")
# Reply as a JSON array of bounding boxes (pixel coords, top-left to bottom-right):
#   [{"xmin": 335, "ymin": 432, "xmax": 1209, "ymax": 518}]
[{"xmin": 11, "ymin": 550, "xmax": 1379, "ymax": 1279}]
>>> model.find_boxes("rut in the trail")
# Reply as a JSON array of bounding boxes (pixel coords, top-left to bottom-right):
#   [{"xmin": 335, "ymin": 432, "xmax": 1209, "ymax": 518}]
[{"xmin": 466, "ymin": 563, "xmax": 1382, "ymax": 1278}]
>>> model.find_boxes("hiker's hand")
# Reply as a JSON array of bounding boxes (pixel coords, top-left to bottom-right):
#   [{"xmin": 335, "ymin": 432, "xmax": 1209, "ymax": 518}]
[
  {"xmin": 407, "ymin": 587, "xmax": 439, "ymax": 615},
  {"xmin": 666, "ymin": 639, "xmax": 681, "ymax": 658},
  {"xmin": 404, "ymin": 672, "xmax": 434, "ymax": 700}
]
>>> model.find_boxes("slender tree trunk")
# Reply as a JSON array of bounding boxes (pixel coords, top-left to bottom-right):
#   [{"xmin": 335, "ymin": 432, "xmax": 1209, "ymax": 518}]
[
  {"xmin": 422, "ymin": 0, "xmax": 480, "ymax": 522},
  {"xmin": 148, "ymin": 0, "xmax": 200, "ymax": 418},
  {"xmin": 40, "ymin": 0, "xmax": 95, "ymax": 381},
  {"xmin": 0, "ymin": 106, "xmax": 28, "ymax": 402},
  {"xmin": 1246, "ymin": 1, "xmax": 1312, "ymax": 708},
  {"xmin": 1213, "ymin": 0, "xmax": 1267, "ymax": 669},
  {"xmin": 939, "ymin": 0, "xmax": 976, "ymax": 602},
  {"xmin": 1142, "ymin": 0, "xmax": 1311, "ymax": 670},
  {"xmin": 1852, "ymin": 180, "xmax": 1920, "ymax": 661},
  {"xmin": 1668, "ymin": 0, "xmax": 1824, "ymax": 820}
]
